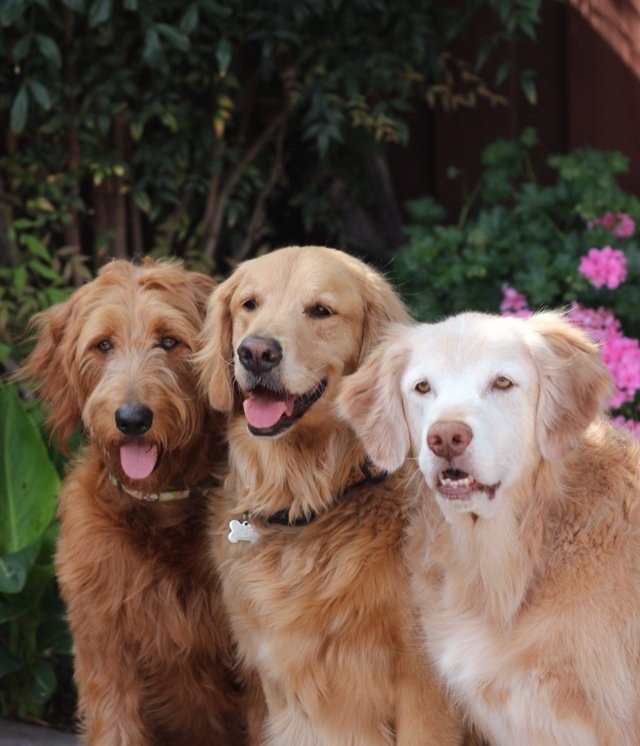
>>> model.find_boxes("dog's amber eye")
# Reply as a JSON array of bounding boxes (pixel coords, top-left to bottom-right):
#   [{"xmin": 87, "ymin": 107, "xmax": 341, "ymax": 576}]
[
  {"xmin": 307, "ymin": 304, "xmax": 332, "ymax": 318},
  {"xmin": 96, "ymin": 339, "xmax": 113, "ymax": 353},
  {"xmin": 415, "ymin": 380, "xmax": 431, "ymax": 394},
  {"xmin": 158, "ymin": 336, "xmax": 178, "ymax": 351},
  {"xmin": 242, "ymin": 298, "xmax": 257, "ymax": 311},
  {"xmin": 493, "ymin": 376, "xmax": 513, "ymax": 390}
]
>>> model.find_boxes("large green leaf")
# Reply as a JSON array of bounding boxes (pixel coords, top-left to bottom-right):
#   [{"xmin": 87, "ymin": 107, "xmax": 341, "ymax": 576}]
[
  {"xmin": 0, "ymin": 541, "xmax": 41, "ymax": 594},
  {"xmin": 0, "ymin": 384, "xmax": 59, "ymax": 556}
]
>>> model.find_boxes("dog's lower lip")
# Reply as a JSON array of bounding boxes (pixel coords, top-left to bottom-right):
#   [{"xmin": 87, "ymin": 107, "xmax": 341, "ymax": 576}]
[
  {"xmin": 437, "ymin": 469, "xmax": 499, "ymax": 500},
  {"xmin": 245, "ymin": 379, "xmax": 327, "ymax": 436}
]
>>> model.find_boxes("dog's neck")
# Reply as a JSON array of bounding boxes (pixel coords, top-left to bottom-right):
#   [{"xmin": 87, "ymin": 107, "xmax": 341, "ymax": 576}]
[
  {"xmin": 226, "ymin": 416, "xmax": 370, "ymax": 521},
  {"xmin": 96, "ymin": 421, "xmax": 225, "ymax": 507},
  {"xmin": 431, "ymin": 460, "xmax": 557, "ymax": 626}
]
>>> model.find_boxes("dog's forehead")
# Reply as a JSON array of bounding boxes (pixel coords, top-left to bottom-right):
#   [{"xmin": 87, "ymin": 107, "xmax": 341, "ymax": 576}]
[
  {"xmin": 403, "ymin": 314, "xmax": 534, "ymax": 380},
  {"xmin": 233, "ymin": 250, "xmax": 363, "ymax": 306}
]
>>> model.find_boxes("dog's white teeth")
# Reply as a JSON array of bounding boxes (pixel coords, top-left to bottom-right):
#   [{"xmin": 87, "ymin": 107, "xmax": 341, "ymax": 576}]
[{"xmin": 440, "ymin": 475, "xmax": 473, "ymax": 487}]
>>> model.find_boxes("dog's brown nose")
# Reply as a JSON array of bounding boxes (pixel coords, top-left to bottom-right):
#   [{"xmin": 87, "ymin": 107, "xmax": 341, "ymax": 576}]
[
  {"xmin": 237, "ymin": 336, "xmax": 283, "ymax": 375},
  {"xmin": 427, "ymin": 421, "xmax": 473, "ymax": 460}
]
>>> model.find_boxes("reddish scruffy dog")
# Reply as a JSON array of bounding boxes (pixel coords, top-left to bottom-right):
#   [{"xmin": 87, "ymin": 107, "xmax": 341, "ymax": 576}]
[
  {"xmin": 21, "ymin": 259, "xmax": 245, "ymax": 745},
  {"xmin": 197, "ymin": 246, "xmax": 464, "ymax": 745}
]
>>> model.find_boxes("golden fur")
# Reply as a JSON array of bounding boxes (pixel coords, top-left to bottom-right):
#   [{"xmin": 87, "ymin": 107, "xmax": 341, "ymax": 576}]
[
  {"xmin": 339, "ymin": 311, "xmax": 640, "ymax": 745},
  {"xmin": 21, "ymin": 258, "xmax": 245, "ymax": 745},
  {"xmin": 197, "ymin": 246, "xmax": 464, "ymax": 745}
]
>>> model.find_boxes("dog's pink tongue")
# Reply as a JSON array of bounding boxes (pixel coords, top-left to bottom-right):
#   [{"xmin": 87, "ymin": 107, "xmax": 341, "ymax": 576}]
[
  {"xmin": 243, "ymin": 394, "xmax": 294, "ymax": 429},
  {"xmin": 120, "ymin": 442, "xmax": 158, "ymax": 480}
]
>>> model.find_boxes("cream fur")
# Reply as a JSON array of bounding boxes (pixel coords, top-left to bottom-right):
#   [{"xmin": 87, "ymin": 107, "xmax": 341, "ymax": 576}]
[{"xmin": 339, "ymin": 311, "xmax": 640, "ymax": 745}]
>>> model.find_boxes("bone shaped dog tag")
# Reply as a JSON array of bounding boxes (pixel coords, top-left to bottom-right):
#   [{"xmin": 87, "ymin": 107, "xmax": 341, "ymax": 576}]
[{"xmin": 228, "ymin": 519, "xmax": 259, "ymax": 544}]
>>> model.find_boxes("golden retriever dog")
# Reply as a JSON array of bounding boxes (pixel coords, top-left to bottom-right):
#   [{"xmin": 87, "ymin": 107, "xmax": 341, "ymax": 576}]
[
  {"xmin": 21, "ymin": 258, "xmax": 247, "ymax": 745},
  {"xmin": 197, "ymin": 246, "xmax": 464, "ymax": 745},
  {"xmin": 339, "ymin": 311, "xmax": 640, "ymax": 745}
]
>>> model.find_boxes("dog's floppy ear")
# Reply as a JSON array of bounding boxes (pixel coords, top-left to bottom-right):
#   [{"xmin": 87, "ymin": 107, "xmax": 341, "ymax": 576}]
[
  {"xmin": 357, "ymin": 266, "xmax": 412, "ymax": 364},
  {"xmin": 19, "ymin": 291, "xmax": 85, "ymax": 450},
  {"xmin": 528, "ymin": 312, "xmax": 613, "ymax": 460},
  {"xmin": 339, "ymin": 329, "xmax": 411, "ymax": 471},
  {"xmin": 184, "ymin": 270, "xmax": 216, "ymax": 321},
  {"xmin": 197, "ymin": 273, "xmax": 238, "ymax": 412}
]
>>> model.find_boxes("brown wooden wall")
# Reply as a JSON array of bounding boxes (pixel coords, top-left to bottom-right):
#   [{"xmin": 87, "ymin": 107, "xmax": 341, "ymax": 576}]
[{"xmin": 388, "ymin": 0, "xmax": 640, "ymax": 220}]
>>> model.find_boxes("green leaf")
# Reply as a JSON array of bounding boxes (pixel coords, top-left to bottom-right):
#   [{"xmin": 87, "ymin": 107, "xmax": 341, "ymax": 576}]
[
  {"xmin": 216, "ymin": 37, "xmax": 232, "ymax": 76},
  {"xmin": 12, "ymin": 34, "xmax": 32, "ymax": 62},
  {"xmin": 27, "ymin": 80, "xmax": 52, "ymax": 110},
  {"xmin": 0, "ymin": 541, "xmax": 41, "ymax": 594},
  {"xmin": 520, "ymin": 70, "xmax": 537, "ymax": 105},
  {"xmin": 10, "ymin": 86, "xmax": 29, "ymax": 134},
  {"xmin": 31, "ymin": 659, "xmax": 56, "ymax": 704},
  {"xmin": 143, "ymin": 27, "xmax": 162, "ymax": 66},
  {"xmin": 38, "ymin": 616, "xmax": 72, "ymax": 656},
  {"xmin": 35, "ymin": 35, "xmax": 62, "ymax": 69},
  {"xmin": 0, "ymin": 650, "xmax": 22, "ymax": 679},
  {"xmin": 13, "ymin": 265, "xmax": 27, "ymax": 291},
  {"xmin": 156, "ymin": 23, "xmax": 190, "ymax": 52},
  {"xmin": 0, "ymin": 0, "xmax": 24, "ymax": 26},
  {"xmin": 180, "ymin": 4, "xmax": 199, "ymax": 34},
  {"xmin": 88, "ymin": 0, "xmax": 112, "ymax": 27},
  {"xmin": 28, "ymin": 260, "xmax": 60, "ymax": 282},
  {"xmin": 0, "ymin": 598, "xmax": 27, "ymax": 624},
  {"xmin": 21, "ymin": 234, "xmax": 51, "ymax": 261},
  {"xmin": 0, "ymin": 384, "xmax": 59, "ymax": 556}
]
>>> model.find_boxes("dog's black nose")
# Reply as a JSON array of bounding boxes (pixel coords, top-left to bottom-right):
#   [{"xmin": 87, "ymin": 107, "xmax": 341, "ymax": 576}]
[
  {"xmin": 237, "ymin": 336, "xmax": 283, "ymax": 375},
  {"xmin": 115, "ymin": 402, "xmax": 154, "ymax": 436}
]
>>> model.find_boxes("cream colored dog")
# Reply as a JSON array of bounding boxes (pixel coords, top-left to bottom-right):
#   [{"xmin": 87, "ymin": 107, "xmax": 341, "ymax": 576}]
[
  {"xmin": 339, "ymin": 311, "xmax": 640, "ymax": 746},
  {"xmin": 197, "ymin": 246, "xmax": 465, "ymax": 745}
]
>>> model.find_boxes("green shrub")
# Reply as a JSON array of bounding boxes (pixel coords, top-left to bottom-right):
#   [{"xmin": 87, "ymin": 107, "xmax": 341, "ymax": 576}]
[{"xmin": 394, "ymin": 128, "xmax": 640, "ymax": 334}]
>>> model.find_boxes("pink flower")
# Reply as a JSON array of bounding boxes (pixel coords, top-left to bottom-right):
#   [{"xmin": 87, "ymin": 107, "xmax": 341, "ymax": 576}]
[
  {"xmin": 612, "ymin": 415, "xmax": 640, "ymax": 439},
  {"xmin": 613, "ymin": 213, "xmax": 636, "ymax": 238},
  {"xmin": 568, "ymin": 304, "xmax": 640, "ymax": 409},
  {"xmin": 500, "ymin": 284, "xmax": 531, "ymax": 317},
  {"xmin": 587, "ymin": 211, "xmax": 636, "ymax": 238},
  {"xmin": 566, "ymin": 304, "xmax": 621, "ymax": 343},
  {"xmin": 602, "ymin": 336, "xmax": 640, "ymax": 407},
  {"xmin": 578, "ymin": 246, "xmax": 628, "ymax": 289}
]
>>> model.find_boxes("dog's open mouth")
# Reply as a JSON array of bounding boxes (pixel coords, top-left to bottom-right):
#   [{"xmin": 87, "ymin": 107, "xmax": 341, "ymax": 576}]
[
  {"xmin": 437, "ymin": 468, "xmax": 499, "ymax": 501},
  {"xmin": 119, "ymin": 441, "xmax": 159, "ymax": 480},
  {"xmin": 243, "ymin": 380, "xmax": 327, "ymax": 436}
]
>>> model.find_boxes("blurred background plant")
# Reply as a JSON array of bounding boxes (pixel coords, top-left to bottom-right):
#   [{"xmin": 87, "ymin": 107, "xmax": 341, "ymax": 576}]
[
  {"xmin": 0, "ymin": 383, "xmax": 73, "ymax": 725},
  {"xmin": 0, "ymin": 0, "xmax": 541, "ymax": 284},
  {"xmin": 393, "ymin": 127, "xmax": 640, "ymax": 432}
]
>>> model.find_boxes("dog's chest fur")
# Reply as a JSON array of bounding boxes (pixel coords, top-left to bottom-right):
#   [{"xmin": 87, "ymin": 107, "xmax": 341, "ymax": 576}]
[
  {"xmin": 410, "ymin": 438, "xmax": 640, "ymax": 746},
  {"xmin": 215, "ymin": 473, "xmax": 413, "ymax": 743}
]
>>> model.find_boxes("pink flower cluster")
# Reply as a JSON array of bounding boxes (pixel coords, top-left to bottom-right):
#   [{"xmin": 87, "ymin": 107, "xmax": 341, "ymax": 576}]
[
  {"xmin": 568, "ymin": 304, "xmax": 640, "ymax": 410},
  {"xmin": 500, "ymin": 284, "xmax": 531, "ymax": 317},
  {"xmin": 578, "ymin": 246, "xmax": 628, "ymax": 289},
  {"xmin": 587, "ymin": 211, "xmax": 636, "ymax": 238},
  {"xmin": 500, "ymin": 287, "xmax": 640, "ymax": 437},
  {"xmin": 612, "ymin": 416, "xmax": 640, "ymax": 439}
]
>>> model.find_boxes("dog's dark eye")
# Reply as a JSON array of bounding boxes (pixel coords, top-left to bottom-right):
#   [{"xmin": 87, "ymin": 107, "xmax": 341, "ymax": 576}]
[
  {"xmin": 415, "ymin": 380, "xmax": 431, "ymax": 394},
  {"xmin": 493, "ymin": 376, "xmax": 514, "ymax": 390},
  {"xmin": 96, "ymin": 339, "xmax": 113, "ymax": 353},
  {"xmin": 158, "ymin": 336, "xmax": 179, "ymax": 351},
  {"xmin": 307, "ymin": 304, "xmax": 332, "ymax": 319},
  {"xmin": 242, "ymin": 298, "xmax": 258, "ymax": 311}
]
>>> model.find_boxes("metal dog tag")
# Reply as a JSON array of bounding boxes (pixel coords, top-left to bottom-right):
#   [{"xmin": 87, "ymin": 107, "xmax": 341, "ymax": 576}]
[{"xmin": 228, "ymin": 519, "xmax": 259, "ymax": 544}]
